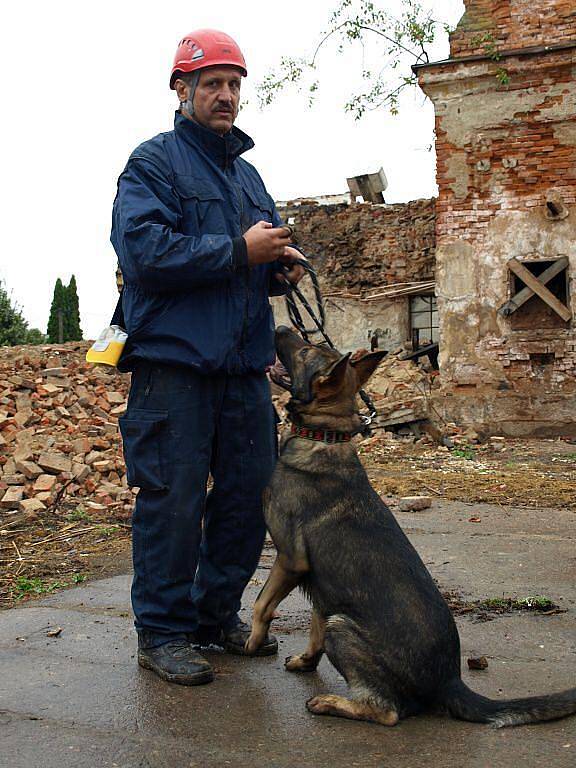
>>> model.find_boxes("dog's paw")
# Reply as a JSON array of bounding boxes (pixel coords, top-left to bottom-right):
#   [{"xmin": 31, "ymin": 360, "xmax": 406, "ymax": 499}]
[
  {"xmin": 285, "ymin": 654, "xmax": 318, "ymax": 673},
  {"xmin": 243, "ymin": 637, "xmax": 258, "ymax": 655},
  {"xmin": 306, "ymin": 695, "xmax": 341, "ymax": 715}
]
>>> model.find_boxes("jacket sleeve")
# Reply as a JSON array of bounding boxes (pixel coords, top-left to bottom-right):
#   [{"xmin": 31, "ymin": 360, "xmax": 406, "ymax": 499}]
[{"xmin": 111, "ymin": 157, "xmax": 247, "ymax": 293}]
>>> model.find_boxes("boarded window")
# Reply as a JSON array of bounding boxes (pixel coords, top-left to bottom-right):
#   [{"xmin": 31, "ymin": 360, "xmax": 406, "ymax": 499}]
[{"xmin": 509, "ymin": 260, "xmax": 569, "ymax": 330}]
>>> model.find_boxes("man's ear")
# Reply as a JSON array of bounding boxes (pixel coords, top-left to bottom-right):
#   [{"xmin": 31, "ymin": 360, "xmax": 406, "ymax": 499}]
[
  {"xmin": 312, "ymin": 353, "xmax": 351, "ymax": 400},
  {"xmin": 174, "ymin": 78, "xmax": 189, "ymax": 102},
  {"xmin": 350, "ymin": 350, "xmax": 387, "ymax": 389}
]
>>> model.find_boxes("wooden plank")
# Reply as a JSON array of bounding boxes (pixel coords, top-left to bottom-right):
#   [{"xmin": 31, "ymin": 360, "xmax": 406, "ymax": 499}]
[
  {"xmin": 498, "ymin": 257, "xmax": 569, "ymax": 317},
  {"xmin": 363, "ymin": 283, "xmax": 435, "ymax": 301},
  {"xmin": 506, "ymin": 258, "xmax": 571, "ymax": 321}
]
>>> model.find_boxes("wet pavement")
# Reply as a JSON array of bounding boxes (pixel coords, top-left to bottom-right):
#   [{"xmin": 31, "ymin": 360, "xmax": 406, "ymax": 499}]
[{"xmin": 1, "ymin": 500, "xmax": 575, "ymax": 768}]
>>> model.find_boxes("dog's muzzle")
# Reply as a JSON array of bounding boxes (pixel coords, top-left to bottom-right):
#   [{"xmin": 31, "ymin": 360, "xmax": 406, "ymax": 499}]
[{"xmin": 267, "ymin": 359, "xmax": 292, "ymax": 391}]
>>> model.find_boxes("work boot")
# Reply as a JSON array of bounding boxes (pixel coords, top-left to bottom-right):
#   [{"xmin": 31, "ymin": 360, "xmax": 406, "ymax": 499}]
[
  {"xmin": 137, "ymin": 637, "xmax": 214, "ymax": 685},
  {"xmin": 190, "ymin": 620, "xmax": 278, "ymax": 656}
]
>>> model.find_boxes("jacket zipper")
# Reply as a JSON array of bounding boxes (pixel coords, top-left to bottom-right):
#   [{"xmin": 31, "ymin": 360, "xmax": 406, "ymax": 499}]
[{"xmin": 234, "ymin": 181, "xmax": 250, "ymax": 356}]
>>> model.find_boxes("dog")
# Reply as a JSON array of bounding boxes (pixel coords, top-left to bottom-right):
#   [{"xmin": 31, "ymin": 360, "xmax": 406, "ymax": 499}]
[{"xmin": 245, "ymin": 326, "xmax": 576, "ymax": 728}]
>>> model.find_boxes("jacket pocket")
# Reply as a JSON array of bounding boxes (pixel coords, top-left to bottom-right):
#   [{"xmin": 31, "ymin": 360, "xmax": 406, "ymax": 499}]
[
  {"xmin": 173, "ymin": 174, "xmax": 225, "ymax": 233},
  {"xmin": 119, "ymin": 409, "xmax": 169, "ymax": 490},
  {"xmin": 243, "ymin": 186, "xmax": 274, "ymax": 223}
]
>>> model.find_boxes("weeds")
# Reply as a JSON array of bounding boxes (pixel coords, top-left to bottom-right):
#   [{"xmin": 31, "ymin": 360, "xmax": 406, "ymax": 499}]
[
  {"xmin": 12, "ymin": 573, "xmax": 87, "ymax": 600},
  {"xmin": 479, "ymin": 595, "xmax": 560, "ymax": 613},
  {"xmin": 98, "ymin": 525, "xmax": 119, "ymax": 537},
  {"xmin": 451, "ymin": 447, "xmax": 475, "ymax": 461},
  {"xmin": 66, "ymin": 505, "xmax": 91, "ymax": 522},
  {"xmin": 13, "ymin": 577, "xmax": 66, "ymax": 601}
]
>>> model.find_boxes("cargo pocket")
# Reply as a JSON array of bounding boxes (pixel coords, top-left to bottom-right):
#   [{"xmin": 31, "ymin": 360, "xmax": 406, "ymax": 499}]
[
  {"xmin": 243, "ymin": 186, "xmax": 274, "ymax": 225},
  {"xmin": 173, "ymin": 174, "xmax": 225, "ymax": 232},
  {"xmin": 119, "ymin": 409, "xmax": 169, "ymax": 490}
]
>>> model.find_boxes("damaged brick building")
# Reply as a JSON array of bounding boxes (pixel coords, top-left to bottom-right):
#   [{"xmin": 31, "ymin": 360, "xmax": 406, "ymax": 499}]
[{"xmin": 277, "ymin": 0, "xmax": 576, "ymax": 437}]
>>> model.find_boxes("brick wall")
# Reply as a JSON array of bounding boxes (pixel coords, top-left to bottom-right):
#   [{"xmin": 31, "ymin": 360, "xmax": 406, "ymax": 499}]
[
  {"xmin": 417, "ymin": 0, "xmax": 576, "ymax": 436},
  {"xmin": 450, "ymin": 0, "xmax": 576, "ymax": 58},
  {"xmin": 270, "ymin": 198, "xmax": 436, "ymax": 355},
  {"xmin": 277, "ymin": 197, "xmax": 436, "ymax": 292}
]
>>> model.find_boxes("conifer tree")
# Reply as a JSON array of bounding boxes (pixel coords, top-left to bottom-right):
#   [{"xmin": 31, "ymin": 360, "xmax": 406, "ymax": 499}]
[
  {"xmin": 47, "ymin": 279, "xmax": 67, "ymax": 343},
  {"xmin": 65, "ymin": 275, "xmax": 83, "ymax": 341},
  {"xmin": 47, "ymin": 277, "xmax": 83, "ymax": 342}
]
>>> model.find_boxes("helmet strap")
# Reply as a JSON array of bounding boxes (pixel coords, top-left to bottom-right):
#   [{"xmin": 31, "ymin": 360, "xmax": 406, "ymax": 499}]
[{"xmin": 179, "ymin": 71, "xmax": 200, "ymax": 117}]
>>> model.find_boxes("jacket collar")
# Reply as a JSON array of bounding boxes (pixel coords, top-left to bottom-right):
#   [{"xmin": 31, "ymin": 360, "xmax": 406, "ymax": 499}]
[{"xmin": 174, "ymin": 111, "xmax": 254, "ymax": 169}]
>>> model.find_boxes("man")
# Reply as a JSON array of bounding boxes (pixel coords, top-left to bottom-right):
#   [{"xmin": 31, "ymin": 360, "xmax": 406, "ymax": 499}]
[{"xmin": 111, "ymin": 29, "xmax": 303, "ymax": 685}]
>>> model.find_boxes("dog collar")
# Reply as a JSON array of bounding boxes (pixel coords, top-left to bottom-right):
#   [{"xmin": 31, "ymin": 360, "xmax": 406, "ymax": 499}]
[{"xmin": 290, "ymin": 423, "xmax": 353, "ymax": 444}]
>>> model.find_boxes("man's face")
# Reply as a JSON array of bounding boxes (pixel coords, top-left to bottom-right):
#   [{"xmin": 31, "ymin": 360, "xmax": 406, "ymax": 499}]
[{"xmin": 191, "ymin": 66, "xmax": 242, "ymax": 135}]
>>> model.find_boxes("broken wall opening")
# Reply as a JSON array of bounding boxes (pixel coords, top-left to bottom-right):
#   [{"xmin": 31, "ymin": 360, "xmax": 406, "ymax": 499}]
[{"xmin": 509, "ymin": 260, "xmax": 570, "ymax": 330}]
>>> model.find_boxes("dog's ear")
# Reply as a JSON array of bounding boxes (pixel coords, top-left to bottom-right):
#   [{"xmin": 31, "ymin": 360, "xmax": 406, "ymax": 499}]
[
  {"xmin": 350, "ymin": 350, "xmax": 387, "ymax": 388},
  {"xmin": 312, "ymin": 352, "xmax": 351, "ymax": 400}
]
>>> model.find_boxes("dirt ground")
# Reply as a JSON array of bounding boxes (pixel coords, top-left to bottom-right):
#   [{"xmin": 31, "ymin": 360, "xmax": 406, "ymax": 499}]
[
  {"xmin": 1, "ymin": 435, "xmax": 574, "ymax": 610},
  {"xmin": 2, "ymin": 494, "xmax": 575, "ymax": 768}
]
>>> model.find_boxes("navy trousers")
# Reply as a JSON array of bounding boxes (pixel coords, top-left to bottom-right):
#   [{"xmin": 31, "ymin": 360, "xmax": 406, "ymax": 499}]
[{"xmin": 119, "ymin": 363, "xmax": 276, "ymax": 644}]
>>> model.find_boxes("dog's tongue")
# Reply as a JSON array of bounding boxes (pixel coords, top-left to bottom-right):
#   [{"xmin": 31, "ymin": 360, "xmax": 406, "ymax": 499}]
[{"xmin": 267, "ymin": 358, "xmax": 292, "ymax": 390}]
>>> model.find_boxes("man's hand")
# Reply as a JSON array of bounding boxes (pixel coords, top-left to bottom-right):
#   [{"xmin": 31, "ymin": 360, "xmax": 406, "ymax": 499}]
[
  {"xmin": 277, "ymin": 246, "xmax": 306, "ymax": 285},
  {"xmin": 243, "ymin": 221, "xmax": 292, "ymax": 265}
]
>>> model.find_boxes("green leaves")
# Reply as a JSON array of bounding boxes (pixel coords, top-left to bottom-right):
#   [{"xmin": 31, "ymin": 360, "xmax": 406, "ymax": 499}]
[
  {"xmin": 471, "ymin": 32, "xmax": 511, "ymax": 87},
  {"xmin": 0, "ymin": 282, "xmax": 44, "ymax": 346},
  {"xmin": 256, "ymin": 0, "xmax": 448, "ymax": 118}
]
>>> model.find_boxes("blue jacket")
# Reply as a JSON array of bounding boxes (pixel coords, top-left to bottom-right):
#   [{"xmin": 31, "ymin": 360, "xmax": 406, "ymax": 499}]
[{"xmin": 111, "ymin": 112, "xmax": 287, "ymax": 374}]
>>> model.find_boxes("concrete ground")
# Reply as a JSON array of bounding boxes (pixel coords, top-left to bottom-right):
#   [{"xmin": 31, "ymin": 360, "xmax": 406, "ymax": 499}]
[{"xmin": 1, "ymin": 500, "xmax": 575, "ymax": 768}]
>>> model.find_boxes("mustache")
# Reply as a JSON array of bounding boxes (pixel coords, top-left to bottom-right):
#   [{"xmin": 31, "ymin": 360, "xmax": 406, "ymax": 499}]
[{"xmin": 213, "ymin": 104, "xmax": 234, "ymax": 114}]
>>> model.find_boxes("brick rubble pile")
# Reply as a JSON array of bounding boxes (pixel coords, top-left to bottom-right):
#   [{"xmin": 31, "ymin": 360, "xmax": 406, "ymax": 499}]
[
  {"xmin": 366, "ymin": 350, "xmax": 438, "ymax": 428},
  {"xmin": 0, "ymin": 343, "xmax": 132, "ymax": 523}
]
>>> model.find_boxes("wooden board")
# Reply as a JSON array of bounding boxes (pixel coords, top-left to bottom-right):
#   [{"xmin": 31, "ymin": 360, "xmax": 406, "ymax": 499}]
[
  {"xmin": 498, "ymin": 257, "xmax": 568, "ymax": 317},
  {"xmin": 505, "ymin": 258, "xmax": 571, "ymax": 322}
]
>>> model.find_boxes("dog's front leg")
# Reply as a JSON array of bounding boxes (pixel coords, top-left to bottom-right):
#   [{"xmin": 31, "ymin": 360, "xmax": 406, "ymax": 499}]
[
  {"xmin": 245, "ymin": 555, "xmax": 303, "ymax": 654},
  {"xmin": 285, "ymin": 609, "xmax": 325, "ymax": 672}
]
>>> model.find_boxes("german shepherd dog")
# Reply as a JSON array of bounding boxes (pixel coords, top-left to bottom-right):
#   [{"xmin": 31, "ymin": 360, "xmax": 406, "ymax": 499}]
[{"xmin": 245, "ymin": 326, "xmax": 576, "ymax": 728}]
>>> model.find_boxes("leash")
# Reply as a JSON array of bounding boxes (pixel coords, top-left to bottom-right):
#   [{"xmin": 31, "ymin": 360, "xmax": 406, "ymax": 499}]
[{"xmin": 278, "ymin": 255, "xmax": 377, "ymax": 434}]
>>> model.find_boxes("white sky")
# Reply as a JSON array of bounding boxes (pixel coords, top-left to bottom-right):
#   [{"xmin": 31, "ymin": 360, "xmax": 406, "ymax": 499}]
[{"xmin": 1, "ymin": 0, "xmax": 464, "ymax": 338}]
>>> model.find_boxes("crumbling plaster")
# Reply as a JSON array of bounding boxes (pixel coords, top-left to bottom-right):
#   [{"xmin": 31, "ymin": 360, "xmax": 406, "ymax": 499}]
[
  {"xmin": 417, "ymin": 1, "xmax": 576, "ymax": 435},
  {"xmin": 438, "ymin": 208, "xmax": 576, "ymax": 388},
  {"xmin": 272, "ymin": 292, "xmax": 409, "ymax": 354}
]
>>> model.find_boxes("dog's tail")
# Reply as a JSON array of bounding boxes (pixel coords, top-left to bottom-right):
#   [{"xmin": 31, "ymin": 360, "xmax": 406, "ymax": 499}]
[{"xmin": 441, "ymin": 677, "xmax": 576, "ymax": 728}]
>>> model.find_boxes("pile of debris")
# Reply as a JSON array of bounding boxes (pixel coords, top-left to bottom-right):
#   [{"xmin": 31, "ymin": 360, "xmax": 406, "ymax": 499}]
[
  {"xmin": 0, "ymin": 343, "xmax": 132, "ymax": 525},
  {"xmin": 365, "ymin": 349, "xmax": 438, "ymax": 432}
]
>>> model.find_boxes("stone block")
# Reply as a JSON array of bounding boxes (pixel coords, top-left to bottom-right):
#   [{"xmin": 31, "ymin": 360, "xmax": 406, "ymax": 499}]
[
  {"xmin": 15, "ymin": 460, "xmax": 43, "ymax": 480},
  {"xmin": 37, "ymin": 453, "xmax": 72, "ymax": 475},
  {"xmin": 399, "ymin": 496, "xmax": 432, "ymax": 512},
  {"xmin": 33, "ymin": 474, "xmax": 57, "ymax": 492},
  {"xmin": 1, "ymin": 487, "xmax": 24, "ymax": 508},
  {"xmin": 18, "ymin": 498, "xmax": 46, "ymax": 515}
]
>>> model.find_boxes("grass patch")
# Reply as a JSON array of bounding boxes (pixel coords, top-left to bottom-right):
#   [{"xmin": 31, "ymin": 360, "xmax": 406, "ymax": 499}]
[
  {"xmin": 451, "ymin": 447, "xmax": 476, "ymax": 461},
  {"xmin": 12, "ymin": 573, "xmax": 87, "ymax": 600},
  {"xmin": 66, "ymin": 505, "xmax": 91, "ymax": 522},
  {"xmin": 13, "ymin": 577, "xmax": 67, "ymax": 601},
  {"xmin": 98, "ymin": 525, "xmax": 119, "ymax": 537},
  {"xmin": 479, "ymin": 595, "xmax": 560, "ymax": 613}
]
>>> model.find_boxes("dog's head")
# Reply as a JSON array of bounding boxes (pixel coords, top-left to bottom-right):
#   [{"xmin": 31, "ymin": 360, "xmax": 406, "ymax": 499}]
[{"xmin": 275, "ymin": 326, "xmax": 386, "ymax": 429}]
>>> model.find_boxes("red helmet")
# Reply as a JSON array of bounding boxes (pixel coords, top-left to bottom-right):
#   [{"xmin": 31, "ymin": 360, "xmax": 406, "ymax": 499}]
[{"xmin": 170, "ymin": 29, "xmax": 247, "ymax": 89}]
